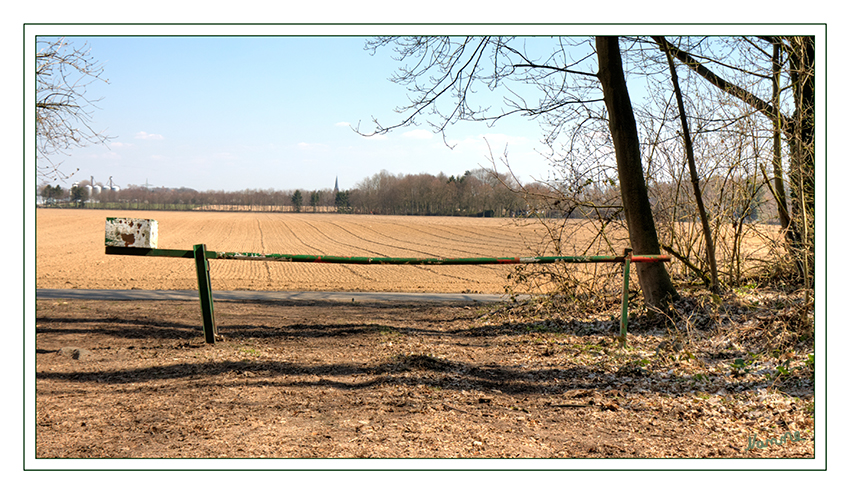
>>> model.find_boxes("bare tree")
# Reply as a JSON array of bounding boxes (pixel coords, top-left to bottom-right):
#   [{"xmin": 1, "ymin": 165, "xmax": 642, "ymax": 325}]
[
  {"xmin": 310, "ymin": 191, "xmax": 321, "ymax": 212},
  {"xmin": 656, "ymin": 36, "xmax": 814, "ymax": 285},
  {"xmin": 596, "ymin": 36, "xmax": 678, "ymax": 308},
  {"xmin": 36, "ymin": 37, "xmax": 111, "ymax": 181},
  {"xmin": 362, "ymin": 36, "xmax": 678, "ymax": 309},
  {"xmin": 653, "ymin": 36, "xmax": 720, "ymax": 292}
]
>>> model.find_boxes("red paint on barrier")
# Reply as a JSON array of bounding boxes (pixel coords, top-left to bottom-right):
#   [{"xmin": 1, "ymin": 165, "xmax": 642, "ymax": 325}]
[{"xmin": 630, "ymin": 256, "xmax": 671, "ymax": 263}]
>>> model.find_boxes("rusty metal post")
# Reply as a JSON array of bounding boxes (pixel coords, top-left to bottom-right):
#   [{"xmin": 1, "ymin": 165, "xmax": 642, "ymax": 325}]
[
  {"xmin": 620, "ymin": 248, "xmax": 633, "ymax": 347},
  {"xmin": 194, "ymin": 244, "xmax": 218, "ymax": 344}
]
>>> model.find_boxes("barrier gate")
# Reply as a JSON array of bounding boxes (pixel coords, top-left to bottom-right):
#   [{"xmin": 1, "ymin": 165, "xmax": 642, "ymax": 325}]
[{"xmin": 104, "ymin": 217, "xmax": 671, "ymax": 345}]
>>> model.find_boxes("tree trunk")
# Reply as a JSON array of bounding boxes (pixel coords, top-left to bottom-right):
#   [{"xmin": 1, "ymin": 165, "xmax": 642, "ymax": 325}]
[
  {"xmin": 661, "ymin": 36, "xmax": 815, "ymax": 284},
  {"xmin": 596, "ymin": 36, "xmax": 678, "ymax": 310},
  {"xmin": 771, "ymin": 40, "xmax": 792, "ymax": 234},
  {"xmin": 659, "ymin": 41, "xmax": 719, "ymax": 293},
  {"xmin": 787, "ymin": 36, "xmax": 815, "ymax": 287}
]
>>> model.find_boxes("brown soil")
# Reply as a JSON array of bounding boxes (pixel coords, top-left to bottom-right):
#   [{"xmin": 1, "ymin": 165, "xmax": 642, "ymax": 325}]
[
  {"xmin": 35, "ymin": 208, "xmax": 811, "ymax": 461},
  {"xmin": 35, "ymin": 294, "xmax": 814, "ymax": 459},
  {"xmin": 36, "ymin": 208, "xmax": 556, "ymax": 294}
]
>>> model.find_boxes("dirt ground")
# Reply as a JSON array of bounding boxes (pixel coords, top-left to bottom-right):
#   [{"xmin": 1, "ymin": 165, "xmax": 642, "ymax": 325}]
[
  {"xmin": 35, "ymin": 293, "xmax": 815, "ymax": 460},
  {"xmin": 34, "ymin": 208, "xmax": 813, "ymax": 461}
]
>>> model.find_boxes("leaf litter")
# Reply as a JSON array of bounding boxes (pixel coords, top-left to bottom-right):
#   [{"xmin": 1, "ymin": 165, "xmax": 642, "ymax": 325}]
[{"xmin": 35, "ymin": 287, "xmax": 813, "ymax": 459}]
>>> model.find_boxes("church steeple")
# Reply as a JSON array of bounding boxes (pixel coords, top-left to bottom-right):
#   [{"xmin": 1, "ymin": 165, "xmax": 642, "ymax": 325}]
[{"xmin": 334, "ymin": 176, "xmax": 339, "ymax": 194}]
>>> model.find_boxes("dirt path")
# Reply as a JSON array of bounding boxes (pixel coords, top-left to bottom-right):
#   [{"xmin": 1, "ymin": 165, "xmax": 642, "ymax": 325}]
[{"xmin": 35, "ymin": 297, "xmax": 814, "ymax": 459}]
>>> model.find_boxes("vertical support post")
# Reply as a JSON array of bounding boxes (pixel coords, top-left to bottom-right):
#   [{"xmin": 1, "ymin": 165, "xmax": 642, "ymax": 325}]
[
  {"xmin": 620, "ymin": 248, "xmax": 633, "ymax": 348},
  {"xmin": 194, "ymin": 244, "xmax": 218, "ymax": 344}
]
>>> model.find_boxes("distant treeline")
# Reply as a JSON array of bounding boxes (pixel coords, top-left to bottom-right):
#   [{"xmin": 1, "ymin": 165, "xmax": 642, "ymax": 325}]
[
  {"xmin": 39, "ymin": 169, "xmax": 532, "ymax": 217},
  {"xmin": 38, "ymin": 167, "xmax": 777, "ymax": 224},
  {"xmin": 347, "ymin": 169, "xmax": 523, "ymax": 216}
]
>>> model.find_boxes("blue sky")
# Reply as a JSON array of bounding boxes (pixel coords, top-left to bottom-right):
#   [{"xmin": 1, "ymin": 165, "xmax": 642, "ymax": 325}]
[{"xmin": 38, "ymin": 35, "xmax": 555, "ymax": 192}]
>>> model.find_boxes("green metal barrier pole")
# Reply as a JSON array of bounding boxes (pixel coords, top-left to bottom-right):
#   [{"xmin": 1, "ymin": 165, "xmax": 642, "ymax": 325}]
[
  {"xmin": 194, "ymin": 244, "xmax": 218, "ymax": 344},
  {"xmin": 106, "ymin": 246, "xmax": 671, "ymax": 265},
  {"xmin": 620, "ymin": 248, "xmax": 633, "ymax": 348}
]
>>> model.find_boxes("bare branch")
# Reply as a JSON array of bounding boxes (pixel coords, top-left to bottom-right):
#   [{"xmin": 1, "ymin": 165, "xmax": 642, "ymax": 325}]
[
  {"xmin": 650, "ymin": 36, "xmax": 787, "ymax": 131},
  {"xmin": 36, "ymin": 37, "xmax": 112, "ymax": 180}
]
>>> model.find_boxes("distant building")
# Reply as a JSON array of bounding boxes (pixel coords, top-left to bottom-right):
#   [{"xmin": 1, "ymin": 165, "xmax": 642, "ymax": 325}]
[{"xmin": 334, "ymin": 177, "xmax": 339, "ymax": 195}]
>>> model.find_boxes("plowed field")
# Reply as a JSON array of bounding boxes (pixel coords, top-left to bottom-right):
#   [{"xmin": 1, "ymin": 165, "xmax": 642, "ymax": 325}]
[
  {"xmin": 34, "ymin": 209, "xmax": 813, "ymax": 462},
  {"xmin": 37, "ymin": 209, "xmax": 573, "ymax": 294}
]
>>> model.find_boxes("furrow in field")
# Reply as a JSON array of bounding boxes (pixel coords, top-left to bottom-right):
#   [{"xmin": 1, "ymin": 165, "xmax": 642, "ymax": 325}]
[
  {"xmin": 368, "ymin": 219, "xmax": 505, "ymax": 257},
  {"xmin": 163, "ymin": 213, "xmax": 381, "ymax": 286},
  {"xmin": 276, "ymin": 216, "xmax": 329, "ymax": 255},
  {"xmin": 313, "ymin": 217, "xmax": 518, "ymax": 285},
  {"xmin": 280, "ymin": 216, "xmax": 404, "ymax": 258},
  {"xmin": 229, "ymin": 214, "xmax": 509, "ymax": 288},
  {"xmin": 158, "ymin": 212, "xmax": 259, "ymax": 252},
  {"xmin": 314, "ymin": 216, "xmax": 493, "ymax": 258},
  {"xmin": 404, "ymin": 216, "xmax": 526, "ymax": 244},
  {"xmin": 375, "ymin": 223, "xmax": 516, "ymax": 257},
  {"xmin": 372, "ymin": 216, "xmax": 530, "ymax": 256},
  {"xmin": 324, "ymin": 218, "xmax": 504, "ymax": 272},
  {"xmin": 249, "ymin": 214, "xmax": 307, "ymax": 253},
  {"xmin": 38, "ymin": 209, "xmax": 777, "ymax": 294},
  {"xmin": 245, "ymin": 215, "xmax": 510, "ymax": 288},
  {"xmin": 389, "ymin": 220, "xmax": 524, "ymax": 281},
  {"xmin": 404, "ymin": 221, "xmax": 564, "ymax": 258},
  {"xmin": 407, "ymin": 264, "xmax": 510, "ymax": 285},
  {"xmin": 36, "ymin": 210, "xmax": 531, "ymax": 293},
  {"xmin": 318, "ymin": 219, "xmax": 447, "ymax": 258},
  {"xmin": 255, "ymin": 217, "xmax": 273, "ymax": 284},
  {"xmin": 271, "ymin": 216, "xmax": 381, "ymax": 283}
]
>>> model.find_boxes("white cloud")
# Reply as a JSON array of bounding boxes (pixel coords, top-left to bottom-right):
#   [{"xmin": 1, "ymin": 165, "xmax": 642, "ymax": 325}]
[
  {"xmin": 85, "ymin": 151, "xmax": 121, "ymax": 160},
  {"xmin": 134, "ymin": 131, "xmax": 164, "ymax": 140},
  {"xmin": 296, "ymin": 142, "xmax": 332, "ymax": 150},
  {"xmin": 402, "ymin": 129, "xmax": 433, "ymax": 140}
]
